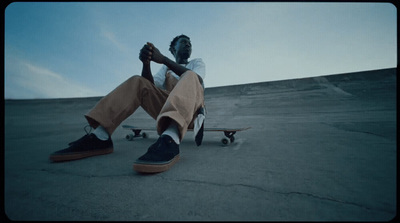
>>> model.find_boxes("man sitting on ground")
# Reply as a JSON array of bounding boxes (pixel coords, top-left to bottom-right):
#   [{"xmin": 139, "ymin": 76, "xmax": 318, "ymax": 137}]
[{"xmin": 49, "ymin": 34, "xmax": 206, "ymax": 173}]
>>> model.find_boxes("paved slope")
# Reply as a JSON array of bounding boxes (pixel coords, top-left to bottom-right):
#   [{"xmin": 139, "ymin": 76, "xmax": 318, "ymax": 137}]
[{"xmin": 4, "ymin": 68, "xmax": 396, "ymax": 221}]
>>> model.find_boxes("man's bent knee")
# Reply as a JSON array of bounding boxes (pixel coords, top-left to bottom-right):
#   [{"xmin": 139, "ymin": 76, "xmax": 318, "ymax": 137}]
[
  {"xmin": 126, "ymin": 75, "xmax": 153, "ymax": 87},
  {"xmin": 129, "ymin": 75, "xmax": 146, "ymax": 83},
  {"xmin": 181, "ymin": 71, "xmax": 203, "ymax": 85},
  {"xmin": 181, "ymin": 71, "xmax": 196, "ymax": 78}
]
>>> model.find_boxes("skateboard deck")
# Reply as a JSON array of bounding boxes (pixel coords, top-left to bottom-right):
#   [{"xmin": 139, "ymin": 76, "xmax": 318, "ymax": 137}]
[{"xmin": 122, "ymin": 124, "xmax": 251, "ymax": 145}]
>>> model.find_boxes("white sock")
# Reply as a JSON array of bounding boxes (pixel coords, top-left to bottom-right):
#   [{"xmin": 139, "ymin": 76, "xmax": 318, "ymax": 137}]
[
  {"xmin": 162, "ymin": 122, "xmax": 180, "ymax": 145},
  {"xmin": 93, "ymin": 125, "xmax": 110, "ymax": 141}
]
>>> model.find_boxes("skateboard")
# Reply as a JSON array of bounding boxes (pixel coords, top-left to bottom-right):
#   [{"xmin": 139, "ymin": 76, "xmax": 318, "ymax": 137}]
[{"xmin": 122, "ymin": 124, "xmax": 251, "ymax": 145}]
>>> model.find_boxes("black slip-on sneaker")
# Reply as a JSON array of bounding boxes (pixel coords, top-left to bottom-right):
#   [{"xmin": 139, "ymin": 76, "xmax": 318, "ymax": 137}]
[
  {"xmin": 50, "ymin": 133, "xmax": 113, "ymax": 162},
  {"xmin": 133, "ymin": 135, "xmax": 180, "ymax": 173}
]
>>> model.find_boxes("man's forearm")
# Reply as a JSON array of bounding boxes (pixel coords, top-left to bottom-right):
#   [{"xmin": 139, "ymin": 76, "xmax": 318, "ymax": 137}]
[
  {"xmin": 141, "ymin": 63, "xmax": 154, "ymax": 84},
  {"xmin": 163, "ymin": 56, "xmax": 189, "ymax": 76}
]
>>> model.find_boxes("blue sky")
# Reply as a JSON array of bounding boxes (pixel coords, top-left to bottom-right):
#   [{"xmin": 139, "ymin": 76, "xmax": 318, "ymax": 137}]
[{"xmin": 4, "ymin": 2, "xmax": 397, "ymax": 99}]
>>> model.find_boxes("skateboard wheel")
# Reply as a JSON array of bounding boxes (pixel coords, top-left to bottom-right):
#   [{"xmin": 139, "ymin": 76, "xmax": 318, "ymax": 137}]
[
  {"xmin": 142, "ymin": 132, "xmax": 148, "ymax": 138},
  {"xmin": 126, "ymin": 134, "xmax": 134, "ymax": 141},
  {"xmin": 221, "ymin": 137, "xmax": 230, "ymax": 145},
  {"xmin": 230, "ymin": 136, "xmax": 235, "ymax": 143}
]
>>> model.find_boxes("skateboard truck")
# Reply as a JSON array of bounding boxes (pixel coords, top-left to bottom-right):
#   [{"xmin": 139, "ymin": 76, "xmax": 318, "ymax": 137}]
[
  {"xmin": 222, "ymin": 131, "xmax": 236, "ymax": 145},
  {"xmin": 125, "ymin": 129, "xmax": 148, "ymax": 141}
]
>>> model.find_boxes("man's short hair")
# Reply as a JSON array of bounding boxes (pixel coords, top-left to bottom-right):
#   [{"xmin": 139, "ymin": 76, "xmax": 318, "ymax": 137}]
[{"xmin": 169, "ymin": 34, "xmax": 190, "ymax": 55}]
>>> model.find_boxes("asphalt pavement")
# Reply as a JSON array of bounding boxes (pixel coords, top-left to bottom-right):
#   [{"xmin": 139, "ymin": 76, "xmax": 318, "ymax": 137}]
[{"xmin": 4, "ymin": 68, "xmax": 397, "ymax": 221}]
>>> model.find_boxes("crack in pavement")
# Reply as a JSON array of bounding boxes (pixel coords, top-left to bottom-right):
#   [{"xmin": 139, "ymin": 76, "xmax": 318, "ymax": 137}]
[
  {"xmin": 26, "ymin": 169, "xmax": 395, "ymax": 215},
  {"xmin": 280, "ymin": 191, "xmax": 370, "ymax": 209},
  {"xmin": 321, "ymin": 122, "xmax": 389, "ymax": 139},
  {"xmin": 166, "ymin": 177, "xmax": 394, "ymax": 214}
]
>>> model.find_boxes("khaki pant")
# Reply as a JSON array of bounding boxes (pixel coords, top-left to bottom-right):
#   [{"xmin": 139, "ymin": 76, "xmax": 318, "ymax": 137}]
[{"xmin": 85, "ymin": 71, "xmax": 204, "ymax": 142}]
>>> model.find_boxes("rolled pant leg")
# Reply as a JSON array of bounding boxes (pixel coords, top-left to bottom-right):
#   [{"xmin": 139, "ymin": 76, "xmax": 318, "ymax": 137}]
[
  {"xmin": 85, "ymin": 75, "xmax": 168, "ymax": 135},
  {"xmin": 156, "ymin": 71, "xmax": 204, "ymax": 141}
]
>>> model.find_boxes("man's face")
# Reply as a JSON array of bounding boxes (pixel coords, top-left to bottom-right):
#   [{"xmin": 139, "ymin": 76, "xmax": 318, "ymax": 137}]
[{"xmin": 173, "ymin": 37, "xmax": 192, "ymax": 59}]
